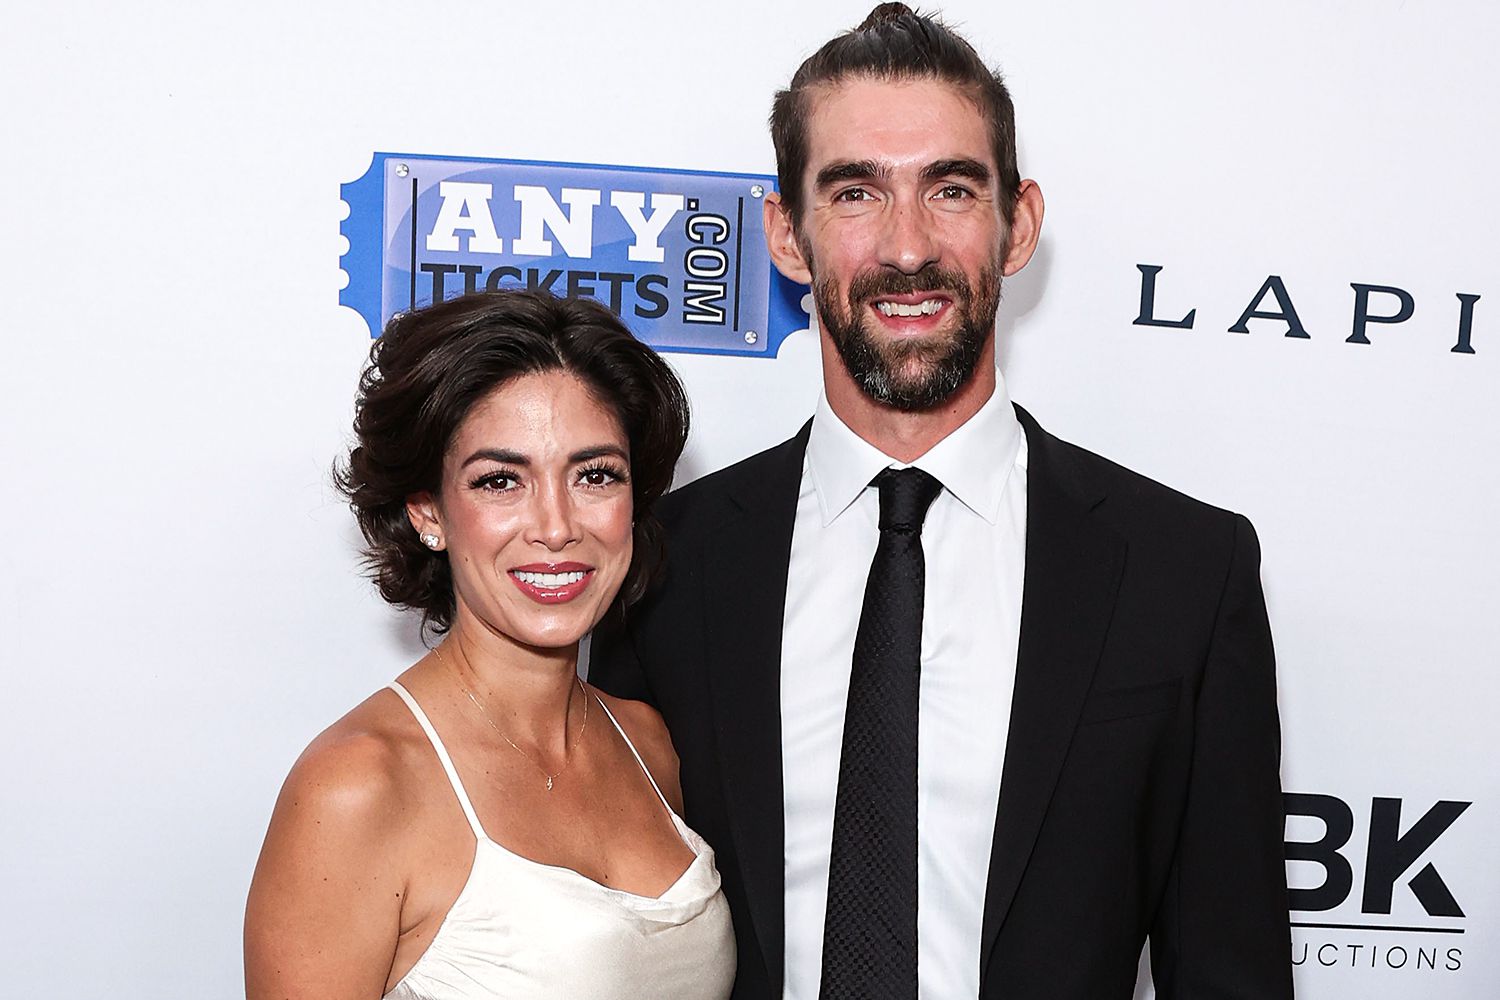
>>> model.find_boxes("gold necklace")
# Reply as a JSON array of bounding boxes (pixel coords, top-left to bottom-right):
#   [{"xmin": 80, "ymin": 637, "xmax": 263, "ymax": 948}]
[{"xmin": 434, "ymin": 643, "xmax": 589, "ymax": 791}]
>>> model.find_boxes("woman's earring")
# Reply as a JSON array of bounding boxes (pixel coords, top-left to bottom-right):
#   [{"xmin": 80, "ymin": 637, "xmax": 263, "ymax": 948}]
[{"xmin": 420, "ymin": 533, "xmax": 442, "ymax": 550}]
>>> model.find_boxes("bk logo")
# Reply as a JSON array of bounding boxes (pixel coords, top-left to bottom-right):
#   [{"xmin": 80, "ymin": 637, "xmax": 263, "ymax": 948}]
[{"xmin": 1284, "ymin": 794, "xmax": 1471, "ymax": 917}]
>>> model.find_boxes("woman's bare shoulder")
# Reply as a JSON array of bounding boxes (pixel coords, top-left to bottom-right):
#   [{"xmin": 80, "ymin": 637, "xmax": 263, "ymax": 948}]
[
  {"xmin": 245, "ymin": 689, "xmax": 430, "ymax": 998},
  {"xmin": 274, "ymin": 689, "xmax": 430, "ymax": 840},
  {"xmin": 591, "ymin": 687, "xmax": 683, "ymax": 810}
]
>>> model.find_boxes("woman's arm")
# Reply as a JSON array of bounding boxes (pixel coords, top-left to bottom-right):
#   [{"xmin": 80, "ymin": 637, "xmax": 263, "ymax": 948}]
[{"xmin": 244, "ymin": 731, "xmax": 408, "ymax": 1000}]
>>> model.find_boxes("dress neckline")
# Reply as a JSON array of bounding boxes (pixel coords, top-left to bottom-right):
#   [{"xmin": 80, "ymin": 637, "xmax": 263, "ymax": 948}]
[
  {"xmin": 475, "ymin": 812, "xmax": 706, "ymax": 903},
  {"xmin": 387, "ymin": 680, "xmax": 703, "ymax": 902}
]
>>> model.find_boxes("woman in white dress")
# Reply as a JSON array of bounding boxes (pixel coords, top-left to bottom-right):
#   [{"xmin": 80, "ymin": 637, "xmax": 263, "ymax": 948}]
[{"xmin": 244, "ymin": 290, "xmax": 735, "ymax": 1000}]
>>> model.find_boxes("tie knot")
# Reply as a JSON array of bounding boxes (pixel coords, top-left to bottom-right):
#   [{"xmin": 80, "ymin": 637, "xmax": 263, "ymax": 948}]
[{"xmin": 874, "ymin": 467, "xmax": 943, "ymax": 532}]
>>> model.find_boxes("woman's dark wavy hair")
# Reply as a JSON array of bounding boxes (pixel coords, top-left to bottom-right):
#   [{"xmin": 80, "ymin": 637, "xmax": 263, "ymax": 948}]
[{"xmin": 335, "ymin": 289, "xmax": 690, "ymax": 634}]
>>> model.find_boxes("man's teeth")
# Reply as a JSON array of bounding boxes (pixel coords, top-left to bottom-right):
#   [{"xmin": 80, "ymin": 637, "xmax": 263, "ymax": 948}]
[
  {"xmin": 514, "ymin": 570, "xmax": 587, "ymax": 588},
  {"xmin": 876, "ymin": 299, "xmax": 943, "ymax": 317}
]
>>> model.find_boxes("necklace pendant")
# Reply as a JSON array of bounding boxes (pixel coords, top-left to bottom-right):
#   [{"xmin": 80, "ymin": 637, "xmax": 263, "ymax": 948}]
[{"xmin": 545, "ymin": 776, "xmax": 554, "ymax": 791}]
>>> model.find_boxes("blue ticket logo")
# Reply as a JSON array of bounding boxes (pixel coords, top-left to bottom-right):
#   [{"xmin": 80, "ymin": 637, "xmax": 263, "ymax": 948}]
[{"xmin": 340, "ymin": 152, "xmax": 810, "ymax": 357}]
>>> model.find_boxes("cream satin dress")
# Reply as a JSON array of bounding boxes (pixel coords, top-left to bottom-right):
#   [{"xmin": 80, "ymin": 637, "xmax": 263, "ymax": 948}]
[{"xmin": 383, "ymin": 682, "xmax": 736, "ymax": 1000}]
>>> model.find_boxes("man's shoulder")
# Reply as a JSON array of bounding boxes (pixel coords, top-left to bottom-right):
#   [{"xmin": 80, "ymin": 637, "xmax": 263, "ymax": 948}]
[
  {"xmin": 654, "ymin": 422, "xmax": 810, "ymax": 534},
  {"xmin": 1019, "ymin": 405, "xmax": 1247, "ymax": 540}
]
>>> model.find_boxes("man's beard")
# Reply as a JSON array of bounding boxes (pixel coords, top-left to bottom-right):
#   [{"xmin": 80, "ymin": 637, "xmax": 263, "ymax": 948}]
[{"xmin": 812, "ymin": 260, "xmax": 1001, "ymax": 412}]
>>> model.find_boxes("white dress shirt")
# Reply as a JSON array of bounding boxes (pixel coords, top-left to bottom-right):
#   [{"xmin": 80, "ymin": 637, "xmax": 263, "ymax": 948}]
[{"xmin": 780, "ymin": 371, "xmax": 1028, "ymax": 1000}]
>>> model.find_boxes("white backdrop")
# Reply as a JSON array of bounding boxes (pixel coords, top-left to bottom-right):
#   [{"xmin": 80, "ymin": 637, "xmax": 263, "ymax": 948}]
[{"xmin": 2, "ymin": 1, "xmax": 1495, "ymax": 996}]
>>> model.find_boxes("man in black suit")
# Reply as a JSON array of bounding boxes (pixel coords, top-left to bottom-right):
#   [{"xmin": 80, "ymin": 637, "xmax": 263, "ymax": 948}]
[{"xmin": 591, "ymin": 5, "xmax": 1292, "ymax": 998}]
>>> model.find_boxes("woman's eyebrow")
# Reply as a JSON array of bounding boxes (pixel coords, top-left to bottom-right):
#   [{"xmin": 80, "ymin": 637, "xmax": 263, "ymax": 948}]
[
  {"xmin": 461, "ymin": 447, "xmax": 528, "ymax": 468},
  {"xmin": 570, "ymin": 444, "xmax": 629, "ymax": 463},
  {"xmin": 460, "ymin": 444, "xmax": 628, "ymax": 467}
]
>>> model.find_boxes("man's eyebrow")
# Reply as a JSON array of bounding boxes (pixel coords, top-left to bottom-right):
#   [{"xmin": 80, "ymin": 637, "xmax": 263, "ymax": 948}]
[
  {"xmin": 814, "ymin": 159, "xmax": 887, "ymax": 189},
  {"xmin": 921, "ymin": 158, "xmax": 992, "ymax": 183}
]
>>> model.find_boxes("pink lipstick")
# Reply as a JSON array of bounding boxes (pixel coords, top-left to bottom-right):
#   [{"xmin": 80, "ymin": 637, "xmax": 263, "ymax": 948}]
[{"xmin": 508, "ymin": 562, "xmax": 595, "ymax": 604}]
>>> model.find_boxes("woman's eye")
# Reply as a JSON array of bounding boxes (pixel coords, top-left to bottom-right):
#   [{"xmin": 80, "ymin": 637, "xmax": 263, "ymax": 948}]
[
  {"xmin": 473, "ymin": 472, "xmax": 519, "ymax": 491},
  {"xmin": 579, "ymin": 467, "xmax": 622, "ymax": 487}
]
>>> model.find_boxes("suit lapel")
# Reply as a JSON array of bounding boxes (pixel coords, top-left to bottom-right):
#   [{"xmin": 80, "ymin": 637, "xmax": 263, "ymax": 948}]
[
  {"xmin": 980, "ymin": 407, "xmax": 1126, "ymax": 982},
  {"xmin": 703, "ymin": 423, "xmax": 809, "ymax": 995}
]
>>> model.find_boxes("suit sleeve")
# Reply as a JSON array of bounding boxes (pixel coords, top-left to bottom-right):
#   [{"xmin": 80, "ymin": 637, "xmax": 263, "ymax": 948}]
[
  {"xmin": 587, "ymin": 609, "xmax": 657, "ymax": 706},
  {"xmin": 1149, "ymin": 514, "xmax": 1293, "ymax": 998}
]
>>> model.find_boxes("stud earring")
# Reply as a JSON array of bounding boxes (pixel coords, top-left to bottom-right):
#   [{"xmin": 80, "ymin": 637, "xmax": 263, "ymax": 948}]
[{"xmin": 420, "ymin": 533, "xmax": 442, "ymax": 550}]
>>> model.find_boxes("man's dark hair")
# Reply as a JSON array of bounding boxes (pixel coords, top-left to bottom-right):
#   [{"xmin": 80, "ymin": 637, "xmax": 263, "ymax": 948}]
[
  {"xmin": 335, "ymin": 289, "xmax": 690, "ymax": 634},
  {"xmin": 770, "ymin": 2, "xmax": 1020, "ymax": 227}
]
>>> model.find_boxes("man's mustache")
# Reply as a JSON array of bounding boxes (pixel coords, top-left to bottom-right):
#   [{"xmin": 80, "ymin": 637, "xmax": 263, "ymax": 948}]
[{"xmin": 846, "ymin": 264, "xmax": 971, "ymax": 305}]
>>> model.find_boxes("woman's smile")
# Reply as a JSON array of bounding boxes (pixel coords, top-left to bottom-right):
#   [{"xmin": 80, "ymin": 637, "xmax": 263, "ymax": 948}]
[{"xmin": 508, "ymin": 562, "xmax": 596, "ymax": 604}]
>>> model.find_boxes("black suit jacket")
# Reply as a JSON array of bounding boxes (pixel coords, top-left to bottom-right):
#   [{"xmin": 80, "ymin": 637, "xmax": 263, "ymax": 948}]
[{"xmin": 590, "ymin": 405, "xmax": 1292, "ymax": 999}]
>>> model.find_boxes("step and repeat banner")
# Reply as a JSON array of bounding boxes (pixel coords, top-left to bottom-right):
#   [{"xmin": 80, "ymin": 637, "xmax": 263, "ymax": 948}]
[{"xmin": 2, "ymin": 1, "xmax": 1494, "ymax": 996}]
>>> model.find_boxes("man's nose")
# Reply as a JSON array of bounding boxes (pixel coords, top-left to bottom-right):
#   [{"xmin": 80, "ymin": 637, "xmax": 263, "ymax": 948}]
[{"xmin": 876, "ymin": 196, "xmax": 941, "ymax": 275}]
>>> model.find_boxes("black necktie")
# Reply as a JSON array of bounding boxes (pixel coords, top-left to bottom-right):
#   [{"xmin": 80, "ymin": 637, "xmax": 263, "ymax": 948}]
[{"xmin": 819, "ymin": 467, "xmax": 944, "ymax": 1000}]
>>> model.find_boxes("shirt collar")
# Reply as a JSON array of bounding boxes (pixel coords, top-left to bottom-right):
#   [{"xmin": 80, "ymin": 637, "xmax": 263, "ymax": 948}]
[{"xmin": 807, "ymin": 368, "xmax": 1024, "ymax": 526}]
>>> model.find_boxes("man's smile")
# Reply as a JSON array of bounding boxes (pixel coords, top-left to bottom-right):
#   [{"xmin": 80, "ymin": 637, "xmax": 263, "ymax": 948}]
[{"xmin": 867, "ymin": 293, "xmax": 955, "ymax": 334}]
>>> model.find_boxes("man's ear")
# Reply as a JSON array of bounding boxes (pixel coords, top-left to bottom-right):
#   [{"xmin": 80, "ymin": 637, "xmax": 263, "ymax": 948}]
[
  {"xmin": 1001, "ymin": 179, "xmax": 1045, "ymax": 277},
  {"xmin": 406, "ymin": 492, "xmax": 445, "ymax": 550},
  {"xmin": 763, "ymin": 191, "xmax": 813, "ymax": 285}
]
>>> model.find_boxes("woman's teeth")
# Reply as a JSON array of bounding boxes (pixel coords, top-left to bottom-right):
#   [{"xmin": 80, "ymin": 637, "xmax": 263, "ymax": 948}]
[{"xmin": 513, "ymin": 570, "xmax": 586, "ymax": 587}]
